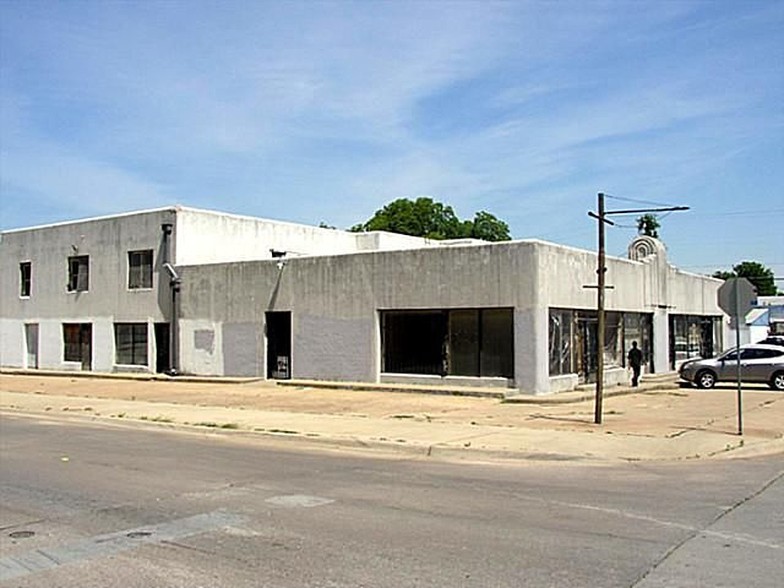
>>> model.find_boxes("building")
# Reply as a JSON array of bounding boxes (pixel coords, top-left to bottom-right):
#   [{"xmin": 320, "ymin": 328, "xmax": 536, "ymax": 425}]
[
  {"xmin": 1, "ymin": 206, "xmax": 724, "ymax": 395},
  {"xmin": 728, "ymin": 295, "xmax": 784, "ymax": 345}
]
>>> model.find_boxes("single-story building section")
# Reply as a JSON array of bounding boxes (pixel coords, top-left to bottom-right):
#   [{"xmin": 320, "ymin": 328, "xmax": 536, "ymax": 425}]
[{"xmin": 1, "ymin": 206, "xmax": 724, "ymax": 395}]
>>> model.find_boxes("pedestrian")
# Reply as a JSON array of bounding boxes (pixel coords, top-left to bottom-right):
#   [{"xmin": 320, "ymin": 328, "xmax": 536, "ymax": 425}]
[{"xmin": 628, "ymin": 341, "xmax": 643, "ymax": 387}]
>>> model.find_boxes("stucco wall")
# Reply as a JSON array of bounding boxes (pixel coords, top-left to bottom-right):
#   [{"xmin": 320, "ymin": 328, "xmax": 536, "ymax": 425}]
[
  {"xmin": 178, "ymin": 241, "xmax": 541, "ymax": 387},
  {"xmin": 0, "ymin": 210, "xmax": 174, "ymax": 371},
  {"xmin": 174, "ymin": 208, "xmax": 362, "ymax": 266}
]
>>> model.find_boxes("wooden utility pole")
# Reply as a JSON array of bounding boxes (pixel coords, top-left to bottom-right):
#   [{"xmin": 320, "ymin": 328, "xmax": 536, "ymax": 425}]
[{"xmin": 588, "ymin": 194, "xmax": 688, "ymax": 425}]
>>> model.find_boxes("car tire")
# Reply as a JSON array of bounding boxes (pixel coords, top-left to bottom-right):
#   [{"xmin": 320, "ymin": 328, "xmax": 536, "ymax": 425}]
[
  {"xmin": 770, "ymin": 371, "xmax": 784, "ymax": 391},
  {"xmin": 696, "ymin": 370, "xmax": 716, "ymax": 389}
]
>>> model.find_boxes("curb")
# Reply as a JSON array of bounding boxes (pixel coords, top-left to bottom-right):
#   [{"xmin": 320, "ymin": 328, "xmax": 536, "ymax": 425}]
[{"xmin": 0, "ymin": 368, "xmax": 261, "ymax": 385}]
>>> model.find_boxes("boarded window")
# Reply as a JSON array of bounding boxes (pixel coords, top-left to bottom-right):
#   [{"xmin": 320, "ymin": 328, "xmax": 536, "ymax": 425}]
[
  {"xmin": 67, "ymin": 255, "xmax": 89, "ymax": 292},
  {"xmin": 19, "ymin": 262, "xmax": 31, "ymax": 297},
  {"xmin": 114, "ymin": 323, "xmax": 148, "ymax": 366},
  {"xmin": 128, "ymin": 250, "xmax": 153, "ymax": 289}
]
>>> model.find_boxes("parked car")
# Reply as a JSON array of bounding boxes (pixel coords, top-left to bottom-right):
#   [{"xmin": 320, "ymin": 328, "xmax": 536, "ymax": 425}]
[
  {"xmin": 757, "ymin": 335, "xmax": 784, "ymax": 347},
  {"xmin": 679, "ymin": 344, "xmax": 784, "ymax": 390}
]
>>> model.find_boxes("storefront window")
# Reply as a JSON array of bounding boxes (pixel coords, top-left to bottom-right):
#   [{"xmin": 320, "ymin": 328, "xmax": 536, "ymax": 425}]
[
  {"xmin": 549, "ymin": 308, "xmax": 653, "ymax": 381},
  {"xmin": 669, "ymin": 315, "xmax": 722, "ymax": 369}
]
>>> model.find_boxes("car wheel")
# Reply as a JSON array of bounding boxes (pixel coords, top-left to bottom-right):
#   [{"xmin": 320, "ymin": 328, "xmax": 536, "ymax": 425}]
[
  {"xmin": 696, "ymin": 370, "xmax": 716, "ymax": 389},
  {"xmin": 770, "ymin": 371, "xmax": 784, "ymax": 391}
]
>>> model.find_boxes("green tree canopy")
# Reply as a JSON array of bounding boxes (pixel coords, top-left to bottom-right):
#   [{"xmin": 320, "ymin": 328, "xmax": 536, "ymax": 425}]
[
  {"xmin": 636, "ymin": 214, "xmax": 661, "ymax": 238},
  {"xmin": 713, "ymin": 261, "xmax": 778, "ymax": 296},
  {"xmin": 350, "ymin": 197, "xmax": 511, "ymax": 242}
]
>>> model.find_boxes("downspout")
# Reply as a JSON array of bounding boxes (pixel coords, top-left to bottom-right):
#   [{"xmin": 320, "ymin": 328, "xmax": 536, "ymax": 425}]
[{"xmin": 161, "ymin": 222, "xmax": 180, "ymax": 374}]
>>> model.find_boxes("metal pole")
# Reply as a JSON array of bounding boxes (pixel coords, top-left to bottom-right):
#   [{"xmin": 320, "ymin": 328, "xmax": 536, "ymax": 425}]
[
  {"xmin": 735, "ymin": 278, "xmax": 743, "ymax": 435},
  {"xmin": 595, "ymin": 193, "xmax": 606, "ymax": 425}
]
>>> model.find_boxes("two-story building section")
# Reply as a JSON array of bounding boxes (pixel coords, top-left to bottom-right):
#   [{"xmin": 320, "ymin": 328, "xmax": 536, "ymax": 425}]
[{"xmin": 1, "ymin": 206, "xmax": 725, "ymax": 395}]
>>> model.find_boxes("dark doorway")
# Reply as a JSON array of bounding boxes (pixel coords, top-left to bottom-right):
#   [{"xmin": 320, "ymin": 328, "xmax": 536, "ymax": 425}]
[
  {"xmin": 266, "ymin": 312, "xmax": 292, "ymax": 379},
  {"xmin": 154, "ymin": 323, "xmax": 171, "ymax": 373},
  {"xmin": 64, "ymin": 323, "xmax": 92, "ymax": 370}
]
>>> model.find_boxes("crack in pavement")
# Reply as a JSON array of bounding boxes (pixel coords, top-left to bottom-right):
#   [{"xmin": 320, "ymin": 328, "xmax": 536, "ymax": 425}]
[{"xmin": 629, "ymin": 468, "xmax": 784, "ymax": 587}]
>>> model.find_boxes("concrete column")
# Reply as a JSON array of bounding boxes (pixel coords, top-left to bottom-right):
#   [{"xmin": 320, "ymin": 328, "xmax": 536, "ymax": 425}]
[
  {"xmin": 653, "ymin": 310, "xmax": 669, "ymax": 373},
  {"xmin": 514, "ymin": 307, "xmax": 549, "ymax": 394}
]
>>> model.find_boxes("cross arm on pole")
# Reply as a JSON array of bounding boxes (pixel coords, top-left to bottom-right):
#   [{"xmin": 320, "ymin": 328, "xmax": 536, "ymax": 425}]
[{"xmin": 605, "ymin": 206, "xmax": 690, "ymax": 215}]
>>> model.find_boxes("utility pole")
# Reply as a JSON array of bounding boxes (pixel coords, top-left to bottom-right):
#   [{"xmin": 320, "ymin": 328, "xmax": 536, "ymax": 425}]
[{"xmin": 588, "ymin": 194, "xmax": 689, "ymax": 425}]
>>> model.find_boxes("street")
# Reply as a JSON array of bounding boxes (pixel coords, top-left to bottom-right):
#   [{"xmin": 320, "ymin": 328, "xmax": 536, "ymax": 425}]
[{"xmin": 1, "ymin": 414, "xmax": 782, "ymax": 587}]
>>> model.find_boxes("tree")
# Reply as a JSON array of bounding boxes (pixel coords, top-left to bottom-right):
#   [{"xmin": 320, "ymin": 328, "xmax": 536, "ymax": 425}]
[
  {"xmin": 636, "ymin": 214, "xmax": 661, "ymax": 238},
  {"xmin": 469, "ymin": 211, "xmax": 511, "ymax": 242},
  {"xmin": 712, "ymin": 261, "xmax": 778, "ymax": 296},
  {"xmin": 350, "ymin": 197, "xmax": 511, "ymax": 242}
]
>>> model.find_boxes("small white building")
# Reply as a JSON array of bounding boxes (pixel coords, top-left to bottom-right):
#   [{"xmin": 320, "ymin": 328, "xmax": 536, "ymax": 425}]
[{"xmin": 1, "ymin": 207, "xmax": 724, "ymax": 395}]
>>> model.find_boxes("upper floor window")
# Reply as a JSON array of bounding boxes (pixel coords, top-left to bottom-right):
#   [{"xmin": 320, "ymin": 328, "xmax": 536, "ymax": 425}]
[
  {"xmin": 67, "ymin": 255, "xmax": 89, "ymax": 292},
  {"xmin": 128, "ymin": 250, "xmax": 153, "ymax": 289},
  {"xmin": 19, "ymin": 262, "xmax": 31, "ymax": 297}
]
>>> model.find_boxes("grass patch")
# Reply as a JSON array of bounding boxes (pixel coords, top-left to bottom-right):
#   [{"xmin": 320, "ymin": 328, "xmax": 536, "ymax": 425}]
[{"xmin": 220, "ymin": 423, "xmax": 239, "ymax": 429}]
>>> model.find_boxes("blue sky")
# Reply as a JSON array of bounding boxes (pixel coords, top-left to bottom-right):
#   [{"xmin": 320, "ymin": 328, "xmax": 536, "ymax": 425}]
[{"xmin": 1, "ymin": 1, "xmax": 782, "ymax": 277}]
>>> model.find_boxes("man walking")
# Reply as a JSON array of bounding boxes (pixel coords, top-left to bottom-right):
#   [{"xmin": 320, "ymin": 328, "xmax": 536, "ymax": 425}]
[{"xmin": 628, "ymin": 341, "xmax": 643, "ymax": 387}]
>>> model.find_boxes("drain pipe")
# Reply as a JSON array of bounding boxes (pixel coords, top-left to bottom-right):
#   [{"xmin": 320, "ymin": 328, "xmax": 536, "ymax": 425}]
[{"xmin": 161, "ymin": 223, "xmax": 180, "ymax": 375}]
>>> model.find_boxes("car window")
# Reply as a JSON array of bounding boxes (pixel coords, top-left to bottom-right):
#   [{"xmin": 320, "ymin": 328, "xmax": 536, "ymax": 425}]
[
  {"xmin": 723, "ymin": 351, "xmax": 739, "ymax": 361},
  {"xmin": 756, "ymin": 348, "xmax": 784, "ymax": 359},
  {"xmin": 739, "ymin": 349, "xmax": 758, "ymax": 360}
]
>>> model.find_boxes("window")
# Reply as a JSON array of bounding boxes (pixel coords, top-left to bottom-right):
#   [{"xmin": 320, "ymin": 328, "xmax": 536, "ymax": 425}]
[
  {"xmin": 549, "ymin": 309, "xmax": 574, "ymax": 376},
  {"xmin": 128, "ymin": 250, "xmax": 153, "ymax": 289},
  {"xmin": 114, "ymin": 323, "xmax": 148, "ymax": 366},
  {"xmin": 19, "ymin": 262, "xmax": 31, "ymax": 297},
  {"xmin": 381, "ymin": 308, "xmax": 514, "ymax": 378},
  {"xmin": 669, "ymin": 315, "xmax": 722, "ymax": 369},
  {"xmin": 67, "ymin": 255, "xmax": 89, "ymax": 292},
  {"xmin": 549, "ymin": 308, "xmax": 653, "ymax": 381}
]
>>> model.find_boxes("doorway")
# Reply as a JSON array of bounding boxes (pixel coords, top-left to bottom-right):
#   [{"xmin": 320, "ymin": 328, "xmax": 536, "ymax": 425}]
[
  {"xmin": 266, "ymin": 312, "xmax": 291, "ymax": 379},
  {"xmin": 154, "ymin": 323, "xmax": 171, "ymax": 373},
  {"xmin": 64, "ymin": 323, "xmax": 92, "ymax": 370},
  {"xmin": 25, "ymin": 323, "xmax": 39, "ymax": 369}
]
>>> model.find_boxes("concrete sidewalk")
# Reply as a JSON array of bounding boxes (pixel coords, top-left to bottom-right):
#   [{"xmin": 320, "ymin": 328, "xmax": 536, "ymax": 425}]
[{"xmin": 1, "ymin": 373, "xmax": 782, "ymax": 463}]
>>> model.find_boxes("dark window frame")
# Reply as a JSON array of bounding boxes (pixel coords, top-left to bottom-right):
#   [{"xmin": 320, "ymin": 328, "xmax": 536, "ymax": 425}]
[
  {"xmin": 67, "ymin": 255, "xmax": 89, "ymax": 292},
  {"xmin": 114, "ymin": 322, "xmax": 149, "ymax": 366},
  {"xmin": 128, "ymin": 249, "xmax": 153, "ymax": 290},
  {"xmin": 19, "ymin": 261, "xmax": 31, "ymax": 297},
  {"xmin": 381, "ymin": 308, "xmax": 514, "ymax": 379}
]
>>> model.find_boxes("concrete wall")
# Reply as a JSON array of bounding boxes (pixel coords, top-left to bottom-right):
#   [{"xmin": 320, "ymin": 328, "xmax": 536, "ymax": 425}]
[
  {"xmin": 0, "ymin": 209, "xmax": 175, "ymax": 371},
  {"xmin": 176, "ymin": 237, "xmax": 723, "ymax": 394},
  {"xmin": 178, "ymin": 240, "xmax": 540, "ymax": 388},
  {"xmin": 2, "ymin": 207, "xmax": 725, "ymax": 395},
  {"xmin": 174, "ymin": 207, "xmax": 438, "ymax": 266}
]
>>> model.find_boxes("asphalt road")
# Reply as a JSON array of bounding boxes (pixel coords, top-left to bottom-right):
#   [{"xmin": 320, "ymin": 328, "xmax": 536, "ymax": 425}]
[{"xmin": 1, "ymin": 414, "xmax": 782, "ymax": 587}]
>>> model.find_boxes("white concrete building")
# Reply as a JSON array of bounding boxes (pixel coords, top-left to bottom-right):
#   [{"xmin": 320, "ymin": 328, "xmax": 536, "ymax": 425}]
[{"xmin": 1, "ymin": 207, "xmax": 724, "ymax": 395}]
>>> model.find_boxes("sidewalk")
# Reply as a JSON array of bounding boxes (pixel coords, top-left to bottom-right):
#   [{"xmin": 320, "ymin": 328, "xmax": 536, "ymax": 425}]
[{"xmin": 1, "ymin": 372, "xmax": 782, "ymax": 463}]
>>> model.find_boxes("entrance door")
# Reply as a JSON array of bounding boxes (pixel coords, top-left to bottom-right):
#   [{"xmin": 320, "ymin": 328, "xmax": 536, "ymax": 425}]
[
  {"xmin": 266, "ymin": 312, "xmax": 291, "ymax": 379},
  {"xmin": 154, "ymin": 323, "xmax": 171, "ymax": 373},
  {"xmin": 25, "ymin": 324, "xmax": 39, "ymax": 369}
]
